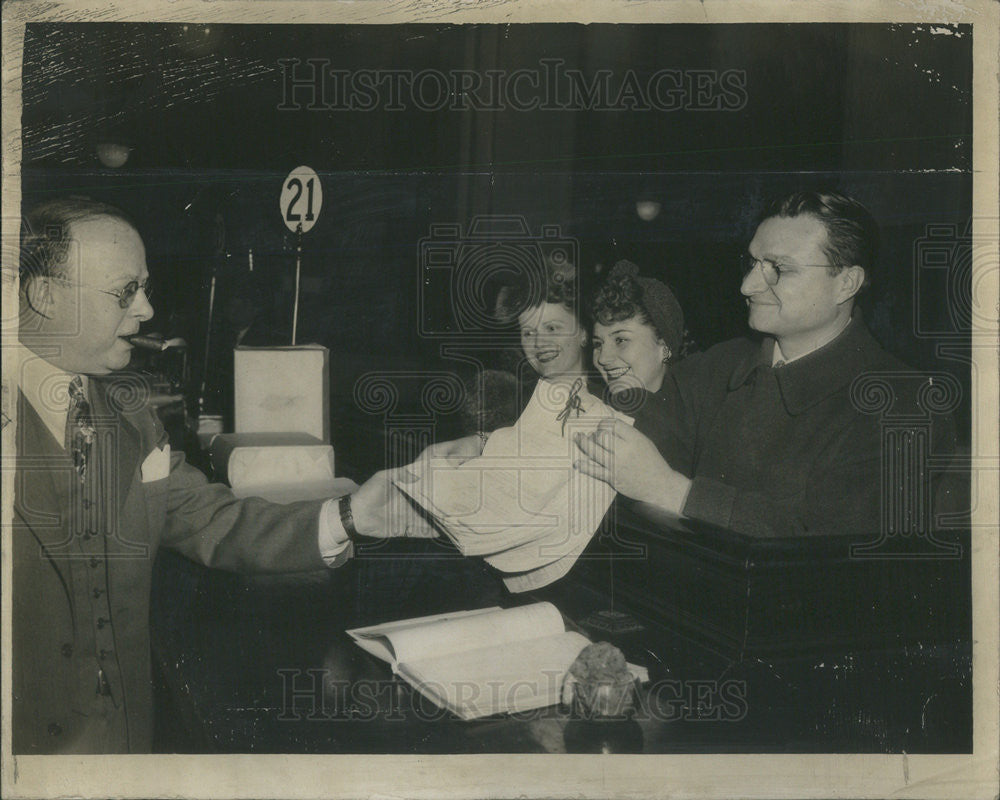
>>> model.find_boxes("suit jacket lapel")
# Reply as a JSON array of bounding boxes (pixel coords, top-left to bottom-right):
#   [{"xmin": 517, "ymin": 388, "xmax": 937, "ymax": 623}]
[
  {"xmin": 14, "ymin": 391, "xmax": 74, "ymax": 610},
  {"xmin": 15, "ymin": 390, "xmax": 64, "ymax": 538},
  {"xmin": 90, "ymin": 378, "xmax": 143, "ymax": 514}
]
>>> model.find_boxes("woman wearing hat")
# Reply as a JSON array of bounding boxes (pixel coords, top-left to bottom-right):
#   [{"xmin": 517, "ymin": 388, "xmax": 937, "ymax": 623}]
[{"xmin": 591, "ymin": 260, "xmax": 688, "ymax": 396}]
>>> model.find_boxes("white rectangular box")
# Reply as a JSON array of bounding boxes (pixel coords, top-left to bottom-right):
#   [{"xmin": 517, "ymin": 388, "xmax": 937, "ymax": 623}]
[
  {"xmin": 233, "ymin": 345, "xmax": 330, "ymax": 442},
  {"xmin": 208, "ymin": 432, "xmax": 351, "ymax": 504}
]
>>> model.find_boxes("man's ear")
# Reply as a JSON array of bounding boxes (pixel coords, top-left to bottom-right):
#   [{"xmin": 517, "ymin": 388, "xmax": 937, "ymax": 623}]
[
  {"xmin": 836, "ymin": 265, "xmax": 866, "ymax": 304},
  {"xmin": 21, "ymin": 275, "xmax": 53, "ymax": 319}
]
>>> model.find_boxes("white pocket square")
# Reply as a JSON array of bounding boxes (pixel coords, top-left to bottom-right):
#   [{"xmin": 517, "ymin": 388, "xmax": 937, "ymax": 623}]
[{"xmin": 141, "ymin": 444, "xmax": 171, "ymax": 483}]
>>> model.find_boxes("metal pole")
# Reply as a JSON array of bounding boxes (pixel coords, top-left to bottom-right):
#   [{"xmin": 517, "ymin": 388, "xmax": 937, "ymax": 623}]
[
  {"xmin": 198, "ymin": 269, "xmax": 217, "ymax": 413},
  {"xmin": 292, "ymin": 224, "xmax": 302, "ymax": 345}
]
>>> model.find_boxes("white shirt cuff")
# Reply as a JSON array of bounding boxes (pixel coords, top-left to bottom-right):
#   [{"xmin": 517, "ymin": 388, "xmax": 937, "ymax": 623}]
[{"xmin": 318, "ymin": 497, "xmax": 351, "ymax": 566}]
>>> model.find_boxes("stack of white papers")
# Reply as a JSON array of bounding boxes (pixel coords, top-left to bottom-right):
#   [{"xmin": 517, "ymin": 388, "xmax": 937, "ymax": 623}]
[{"xmin": 397, "ymin": 380, "xmax": 631, "ymax": 591}]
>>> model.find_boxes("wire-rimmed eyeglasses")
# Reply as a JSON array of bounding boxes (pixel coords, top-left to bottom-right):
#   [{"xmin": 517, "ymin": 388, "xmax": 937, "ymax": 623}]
[
  {"xmin": 739, "ymin": 253, "xmax": 836, "ymax": 287},
  {"xmin": 49, "ymin": 277, "xmax": 152, "ymax": 308}
]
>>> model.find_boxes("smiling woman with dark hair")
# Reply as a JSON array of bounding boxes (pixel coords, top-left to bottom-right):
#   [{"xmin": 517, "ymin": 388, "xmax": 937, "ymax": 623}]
[{"xmin": 591, "ymin": 260, "xmax": 688, "ymax": 396}]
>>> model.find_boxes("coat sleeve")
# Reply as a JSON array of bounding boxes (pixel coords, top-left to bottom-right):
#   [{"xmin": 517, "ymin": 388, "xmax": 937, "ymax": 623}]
[
  {"xmin": 154, "ymin": 434, "xmax": 329, "ymax": 575},
  {"xmin": 682, "ymin": 401, "xmax": 959, "ymax": 539},
  {"xmin": 621, "ymin": 345, "xmax": 738, "ymax": 479}
]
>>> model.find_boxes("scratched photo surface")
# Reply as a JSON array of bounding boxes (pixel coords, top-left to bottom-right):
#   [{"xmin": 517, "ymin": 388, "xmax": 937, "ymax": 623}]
[{"xmin": 10, "ymin": 17, "xmax": 978, "ymax": 764}]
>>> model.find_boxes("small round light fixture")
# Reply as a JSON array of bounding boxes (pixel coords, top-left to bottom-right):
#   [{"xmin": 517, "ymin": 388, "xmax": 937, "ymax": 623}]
[
  {"xmin": 636, "ymin": 200, "xmax": 661, "ymax": 222},
  {"xmin": 96, "ymin": 141, "xmax": 131, "ymax": 168}
]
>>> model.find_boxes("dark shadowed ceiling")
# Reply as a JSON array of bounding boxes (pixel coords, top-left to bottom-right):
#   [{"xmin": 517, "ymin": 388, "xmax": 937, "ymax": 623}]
[{"xmin": 21, "ymin": 23, "xmax": 971, "ymax": 173}]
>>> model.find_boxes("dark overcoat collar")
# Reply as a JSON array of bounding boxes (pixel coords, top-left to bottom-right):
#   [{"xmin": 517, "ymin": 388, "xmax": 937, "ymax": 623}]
[{"xmin": 727, "ymin": 313, "xmax": 877, "ymax": 416}]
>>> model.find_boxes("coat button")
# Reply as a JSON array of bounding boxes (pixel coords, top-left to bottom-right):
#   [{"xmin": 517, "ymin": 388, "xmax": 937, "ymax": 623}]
[
  {"xmin": 60, "ymin": 643, "xmax": 73, "ymax": 658},
  {"xmin": 89, "ymin": 557, "xmax": 101, "ymax": 568},
  {"xmin": 47, "ymin": 723, "xmax": 62, "ymax": 737}
]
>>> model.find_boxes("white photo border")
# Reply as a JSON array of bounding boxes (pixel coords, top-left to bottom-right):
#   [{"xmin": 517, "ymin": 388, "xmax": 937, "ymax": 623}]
[{"xmin": 2, "ymin": 2, "xmax": 997, "ymax": 798}]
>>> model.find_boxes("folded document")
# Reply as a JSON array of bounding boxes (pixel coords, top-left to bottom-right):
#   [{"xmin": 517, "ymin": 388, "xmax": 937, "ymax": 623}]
[{"xmin": 396, "ymin": 380, "xmax": 632, "ymax": 591}]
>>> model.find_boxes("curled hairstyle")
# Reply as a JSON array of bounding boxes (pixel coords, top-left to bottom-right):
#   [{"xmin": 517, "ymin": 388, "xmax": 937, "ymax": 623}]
[
  {"xmin": 20, "ymin": 196, "xmax": 138, "ymax": 283},
  {"xmin": 591, "ymin": 260, "xmax": 686, "ymax": 359},
  {"xmin": 762, "ymin": 190, "xmax": 879, "ymax": 288},
  {"xmin": 494, "ymin": 255, "xmax": 579, "ymax": 323},
  {"xmin": 592, "ymin": 267, "xmax": 653, "ymax": 330}
]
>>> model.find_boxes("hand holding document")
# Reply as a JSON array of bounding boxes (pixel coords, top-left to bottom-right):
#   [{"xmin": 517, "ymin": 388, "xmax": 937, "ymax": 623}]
[
  {"xmin": 351, "ymin": 466, "xmax": 439, "ymax": 538},
  {"xmin": 395, "ymin": 380, "xmax": 632, "ymax": 591}
]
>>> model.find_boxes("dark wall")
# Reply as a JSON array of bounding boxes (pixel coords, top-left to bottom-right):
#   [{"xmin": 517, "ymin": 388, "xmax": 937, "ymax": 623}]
[{"xmin": 19, "ymin": 22, "xmax": 973, "ymax": 474}]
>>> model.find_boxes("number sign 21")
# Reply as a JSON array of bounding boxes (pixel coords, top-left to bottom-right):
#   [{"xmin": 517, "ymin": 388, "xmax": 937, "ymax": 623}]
[{"xmin": 280, "ymin": 166, "xmax": 323, "ymax": 233}]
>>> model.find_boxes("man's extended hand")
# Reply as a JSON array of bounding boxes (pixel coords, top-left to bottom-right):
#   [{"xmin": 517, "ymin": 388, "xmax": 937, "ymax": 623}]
[
  {"xmin": 573, "ymin": 419, "xmax": 691, "ymax": 514},
  {"xmin": 349, "ymin": 467, "xmax": 438, "ymax": 538},
  {"xmin": 416, "ymin": 433, "xmax": 483, "ymax": 467}
]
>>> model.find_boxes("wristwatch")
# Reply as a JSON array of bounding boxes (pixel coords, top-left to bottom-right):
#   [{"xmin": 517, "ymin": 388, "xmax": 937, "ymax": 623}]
[{"xmin": 338, "ymin": 494, "xmax": 361, "ymax": 541}]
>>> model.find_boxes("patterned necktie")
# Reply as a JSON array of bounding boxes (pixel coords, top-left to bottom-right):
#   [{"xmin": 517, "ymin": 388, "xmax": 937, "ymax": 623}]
[{"xmin": 67, "ymin": 376, "xmax": 96, "ymax": 482}]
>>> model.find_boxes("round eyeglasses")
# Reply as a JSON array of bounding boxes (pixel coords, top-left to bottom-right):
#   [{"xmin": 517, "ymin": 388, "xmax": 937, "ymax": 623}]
[
  {"xmin": 50, "ymin": 277, "xmax": 152, "ymax": 308},
  {"xmin": 739, "ymin": 253, "xmax": 836, "ymax": 287}
]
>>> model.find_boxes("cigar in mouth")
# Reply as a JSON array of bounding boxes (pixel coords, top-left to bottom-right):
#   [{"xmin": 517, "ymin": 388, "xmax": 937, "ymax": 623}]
[
  {"xmin": 126, "ymin": 334, "xmax": 169, "ymax": 351},
  {"xmin": 131, "ymin": 333, "xmax": 191, "ymax": 353},
  {"xmin": 126, "ymin": 334, "xmax": 187, "ymax": 351}
]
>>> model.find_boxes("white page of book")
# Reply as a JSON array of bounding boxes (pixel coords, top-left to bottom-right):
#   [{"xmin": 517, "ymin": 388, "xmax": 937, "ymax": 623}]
[
  {"xmin": 348, "ymin": 607, "xmax": 500, "ymax": 664},
  {"xmin": 377, "ymin": 602, "xmax": 566, "ymax": 667},
  {"xmin": 398, "ymin": 630, "xmax": 591, "ymax": 719}
]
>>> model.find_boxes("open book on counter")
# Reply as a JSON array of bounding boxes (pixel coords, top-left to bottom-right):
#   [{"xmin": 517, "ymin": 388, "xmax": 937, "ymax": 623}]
[{"xmin": 347, "ymin": 602, "xmax": 647, "ymax": 720}]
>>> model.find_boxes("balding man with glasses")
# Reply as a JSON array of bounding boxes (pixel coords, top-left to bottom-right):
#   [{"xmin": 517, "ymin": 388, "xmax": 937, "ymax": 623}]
[
  {"xmin": 11, "ymin": 196, "xmax": 429, "ymax": 754},
  {"xmin": 575, "ymin": 190, "xmax": 958, "ymax": 539}
]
